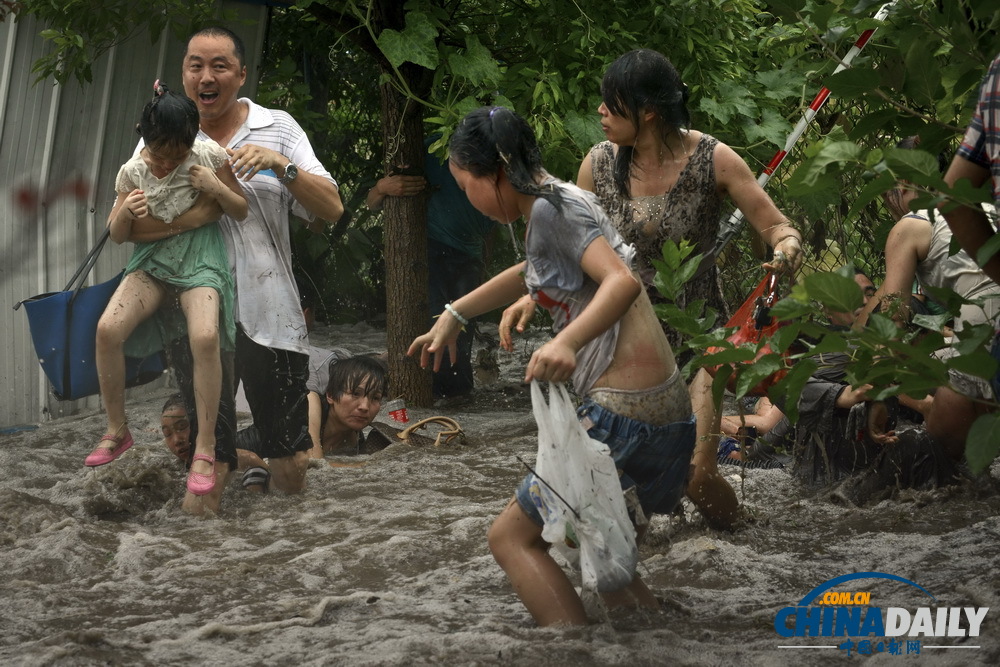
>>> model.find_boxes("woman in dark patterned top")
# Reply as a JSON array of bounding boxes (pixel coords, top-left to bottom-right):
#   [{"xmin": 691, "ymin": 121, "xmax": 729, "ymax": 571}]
[{"xmin": 589, "ymin": 49, "xmax": 804, "ymax": 529}]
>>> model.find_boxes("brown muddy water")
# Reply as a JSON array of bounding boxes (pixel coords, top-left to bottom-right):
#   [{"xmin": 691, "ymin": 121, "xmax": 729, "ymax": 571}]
[{"xmin": 2, "ymin": 322, "xmax": 998, "ymax": 666}]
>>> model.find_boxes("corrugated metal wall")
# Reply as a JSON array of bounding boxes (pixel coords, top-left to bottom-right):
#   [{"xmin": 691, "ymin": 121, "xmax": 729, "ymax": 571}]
[{"xmin": 1, "ymin": 3, "xmax": 268, "ymax": 426}]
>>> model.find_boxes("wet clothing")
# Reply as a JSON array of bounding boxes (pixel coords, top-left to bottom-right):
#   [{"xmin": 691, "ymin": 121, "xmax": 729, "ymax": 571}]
[
  {"xmin": 588, "ymin": 368, "xmax": 692, "ymax": 425},
  {"xmin": 517, "ymin": 178, "xmax": 696, "ymax": 524},
  {"xmin": 306, "ymin": 345, "xmax": 350, "ymax": 397},
  {"xmin": 307, "ymin": 345, "xmax": 351, "ymax": 430},
  {"xmin": 237, "ymin": 344, "xmax": 349, "ymax": 457},
  {"xmin": 907, "ymin": 209, "xmax": 1000, "ymax": 330},
  {"xmin": 235, "ymin": 326, "xmax": 312, "ymax": 459},
  {"xmin": 204, "ymin": 98, "xmax": 337, "ymax": 457},
  {"xmin": 762, "ymin": 351, "xmax": 960, "ymax": 499},
  {"xmin": 588, "ymin": 136, "xmax": 730, "ymax": 350},
  {"xmin": 208, "ymin": 98, "xmax": 337, "ymax": 357},
  {"xmin": 523, "ymin": 179, "xmax": 635, "ymax": 396},
  {"xmin": 117, "ymin": 140, "xmax": 236, "ymax": 357},
  {"xmin": 516, "ymin": 394, "xmax": 696, "ymax": 524},
  {"xmin": 427, "ymin": 237, "xmax": 484, "ymax": 398}
]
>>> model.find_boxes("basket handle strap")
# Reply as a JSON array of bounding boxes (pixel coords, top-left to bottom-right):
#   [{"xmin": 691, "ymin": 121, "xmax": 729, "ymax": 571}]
[{"xmin": 63, "ymin": 227, "xmax": 112, "ymax": 295}]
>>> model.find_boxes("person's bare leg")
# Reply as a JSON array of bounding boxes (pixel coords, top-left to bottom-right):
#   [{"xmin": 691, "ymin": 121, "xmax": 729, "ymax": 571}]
[
  {"xmin": 925, "ymin": 385, "xmax": 987, "ymax": 461},
  {"xmin": 487, "ymin": 498, "xmax": 588, "ymax": 626},
  {"xmin": 182, "ymin": 463, "xmax": 231, "ymax": 516},
  {"xmin": 686, "ymin": 368, "xmax": 740, "ymax": 529},
  {"xmin": 94, "ymin": 272, "xmax": 164, "ymax": 447},
  {"xmin": 179, "ymin": 287, "xmax": 222, "ymax": 482},
  {"xmin": 269, "ymin": 450, "xmax": 310, "ymax": 494}
]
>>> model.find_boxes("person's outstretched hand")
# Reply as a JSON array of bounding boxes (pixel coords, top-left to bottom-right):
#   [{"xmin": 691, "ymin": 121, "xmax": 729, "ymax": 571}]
[{"xmin": 499, "ymin": 294, "xmax": 536, "ymax": 352}]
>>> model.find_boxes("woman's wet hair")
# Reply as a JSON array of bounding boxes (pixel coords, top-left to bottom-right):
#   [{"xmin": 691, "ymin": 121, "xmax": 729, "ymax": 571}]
[
  {"xmin": 162, "ymin": 393, "xmax": 187, "ymax": 415},
  {"xmin": 135, "ymin": 81, "xmax": 200, "ymax": 151},
  {"xmin": 601, "ymin": 49, "xmax": 690, "ymax": 197},
  {"xmin": 326, "ymin": 355, "xmax": 389, "ymax": 401},
  {"xmin": 448, "ymin": 106, "xmax": 563, "ymax": 211}
]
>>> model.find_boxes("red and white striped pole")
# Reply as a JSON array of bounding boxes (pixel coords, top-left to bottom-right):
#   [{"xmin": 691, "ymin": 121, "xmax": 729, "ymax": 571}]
[{"xmin": 714, "ymin": 0, "xmax": 898, "ymax": 253}]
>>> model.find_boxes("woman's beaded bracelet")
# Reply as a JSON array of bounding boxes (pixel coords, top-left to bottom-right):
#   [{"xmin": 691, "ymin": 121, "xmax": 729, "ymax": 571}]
[
  {"xmin": 444, "ymin": 302, "xmax": 469, "ymax": 327},
  {"xmin": 773, "ymin": 233, "xmax": 802, "ymax": 247}
]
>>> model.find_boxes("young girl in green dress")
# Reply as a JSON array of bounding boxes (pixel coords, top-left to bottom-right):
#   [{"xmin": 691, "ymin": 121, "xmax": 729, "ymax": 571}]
[{"xmin": 86, "ymin": 81, "xmax": 247, "ymax": 499}]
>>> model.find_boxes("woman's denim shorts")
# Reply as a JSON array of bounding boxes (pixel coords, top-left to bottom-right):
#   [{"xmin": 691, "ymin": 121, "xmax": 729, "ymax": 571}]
[{"xmin": 516, "ymin": 398, "xmax": 696, "ymax": 526}]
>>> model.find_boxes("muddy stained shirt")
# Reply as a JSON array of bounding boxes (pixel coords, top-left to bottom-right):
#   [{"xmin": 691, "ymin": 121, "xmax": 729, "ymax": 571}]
[
  {"xmin": 523, "ymin": 179, "xmax": 636, "ymax": 396},
  {"xmin": 206, "ymin": 98, "xmax": 338, "ymax": 356}
]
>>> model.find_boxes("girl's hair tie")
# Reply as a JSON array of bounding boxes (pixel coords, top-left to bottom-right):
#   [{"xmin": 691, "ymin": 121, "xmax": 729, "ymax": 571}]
[{"xmin": 153, "ymin": 79, "xmax": 166, "ymax": 97}]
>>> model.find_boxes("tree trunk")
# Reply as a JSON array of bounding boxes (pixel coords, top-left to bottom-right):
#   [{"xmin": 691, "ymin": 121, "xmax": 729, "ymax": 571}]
[{"xmin": 379, "ymin": 78, "xmax": 434, "ymax": 408}]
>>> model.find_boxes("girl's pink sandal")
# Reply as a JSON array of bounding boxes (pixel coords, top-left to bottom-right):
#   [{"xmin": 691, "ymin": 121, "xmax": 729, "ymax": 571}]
[
  {"xmin": 186, "ymin": 453, "xmax": 217, "ymax": 496},
  {"xmin": 84, "ymin": 424, "xmax": 134, "ymax": 467}
]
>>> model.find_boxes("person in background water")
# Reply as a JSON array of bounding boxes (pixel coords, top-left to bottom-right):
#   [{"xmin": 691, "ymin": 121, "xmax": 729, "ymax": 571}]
[
  {"xmin": 127, "ymin": 26, "xmax": 344, "ymax": 501},
  {"xmin": 367, "ymin": 138, "xmax": 497, "ymax": 404},
  {"xmin": 501, "ymin": 48, "xmax": 803, "ymax": 530},
  {"xmin": 409, "ymin": 106, "xmax": 696, "ymax": 627},
  {"xmin": 89, "ymin": 81, "xmax": 247, "ymax": 510}
]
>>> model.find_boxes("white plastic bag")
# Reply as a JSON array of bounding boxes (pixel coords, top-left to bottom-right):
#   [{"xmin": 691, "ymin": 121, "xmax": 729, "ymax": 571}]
[{"xmin": 527, "ymin": 380, "xmax": 639, "ymax": 593}]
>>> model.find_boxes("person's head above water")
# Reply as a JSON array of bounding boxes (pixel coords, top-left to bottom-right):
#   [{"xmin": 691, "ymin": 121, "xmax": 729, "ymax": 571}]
[
  {"xmin": 325, "ymin": 356, "xmax": 389, "ymax": 433},
  {"xmin": 161, "ymin": 393, "xmax": 192, "ymax": 463}
]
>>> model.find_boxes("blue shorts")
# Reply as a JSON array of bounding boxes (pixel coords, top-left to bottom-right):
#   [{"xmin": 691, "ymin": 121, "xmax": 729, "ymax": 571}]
[{"xmin": 515, "ymin": 398, "xmax": 696, "ymax": 526}]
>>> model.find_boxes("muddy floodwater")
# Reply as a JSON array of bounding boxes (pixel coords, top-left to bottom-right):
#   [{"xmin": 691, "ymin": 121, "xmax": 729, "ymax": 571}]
[{"xmin": 2, "ymin": 322, "xmax": 998, "ymax": 666}]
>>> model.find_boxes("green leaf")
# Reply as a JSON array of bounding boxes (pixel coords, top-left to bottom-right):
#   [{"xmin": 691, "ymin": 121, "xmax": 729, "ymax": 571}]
[
  {"xmin": 770, "ymin": 321, "xmax": 803, "ymax": 353},
  {"xmin": 965, "ymin": 413, "xmax": 1000, "ymax": 475},
  {"xmin": 742, "ymin": 108, "xmax": 793, "ymax": 149},
  {"xmin": 824, "ymin": 68, "xmax": 881, "ymax": 98},
  {"xmin": 701, "ymin": 346, "xmax": 759, "ymax": 365},
  {"xmin": 902, "ymin": 40, "xmax": 943, "ymax": 106},
  {"xmin": 770, "ymin": 357, "xmax": 819, "ymax": 423},
  {"xmin": 976, "ymin": 233, "xmax": 1000, "ymax": 268},
  {"xmin": 711, "ymin": 365, "xmax": 734, "ymax": 406},
  {"xmin": 945, "ymin": 347, "xmax": 999, "ymax": 381},
  {"xmin": 769, "ymin": 297, "xmax": 816, "ymax": 320},
  {"xmin": 734, "ymin": 353, "xmax": 786, "ymax": 397},
  {"xmin": 449, "ymin": 36, "xmax": 501, "ymax": 85},
  {"xmin": 787, "ymin": 141, "xmax": 863, "ymax": 193},
  {"xmin": 803, "ymin": 271, "xmax": 863, "ymax": 314},
  {"xmin": 377, "ymin": 12, "xmax": 439, "ymax": 69},
  {"xmin": 884, "ymin": 147, "xmax": 945, "ymax": 182}
]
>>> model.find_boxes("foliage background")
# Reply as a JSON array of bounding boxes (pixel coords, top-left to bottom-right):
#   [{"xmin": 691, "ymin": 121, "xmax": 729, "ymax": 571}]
[{"xmin": 9, "ymin": 0, "xmax": 1000, "ymax": 449}]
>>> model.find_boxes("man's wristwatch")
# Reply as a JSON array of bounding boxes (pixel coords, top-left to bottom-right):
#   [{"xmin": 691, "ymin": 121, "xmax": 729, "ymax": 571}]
[{"xmin": 279, "ymin": 161, "xmax": 298, "ymax": 184}]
